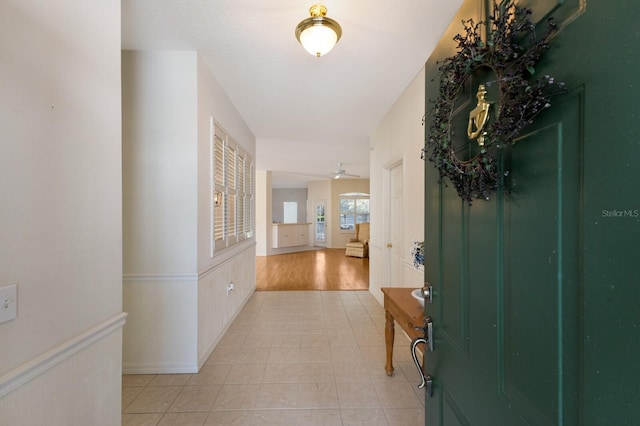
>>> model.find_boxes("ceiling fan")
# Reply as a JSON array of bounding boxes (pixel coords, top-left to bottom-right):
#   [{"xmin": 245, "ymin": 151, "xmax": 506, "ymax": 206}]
[
  {"xmin": 331, "ymin": 163, "xmax": 360, "ymax": 179},
  {"xmin": 272, "ymin": 162, "xmax": 360, "ymax": 182}
]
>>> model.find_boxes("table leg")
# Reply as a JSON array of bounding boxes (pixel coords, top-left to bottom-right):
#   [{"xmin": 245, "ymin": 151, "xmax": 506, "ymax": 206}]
[{"xmin": 385, "ymin": 309, "xmax": 395, "ymax": 376}]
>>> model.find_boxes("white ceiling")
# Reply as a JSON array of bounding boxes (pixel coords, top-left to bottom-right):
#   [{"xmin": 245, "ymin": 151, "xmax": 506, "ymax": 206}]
[{"xmin": 121, "ymin": 0, "xmax": 462, "ymax": 188}]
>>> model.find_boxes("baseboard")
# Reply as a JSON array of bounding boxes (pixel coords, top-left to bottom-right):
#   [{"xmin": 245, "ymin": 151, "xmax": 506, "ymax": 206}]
[{"xmin": 122, "ymin": 363, "xmax": 198, "ymax": 375}]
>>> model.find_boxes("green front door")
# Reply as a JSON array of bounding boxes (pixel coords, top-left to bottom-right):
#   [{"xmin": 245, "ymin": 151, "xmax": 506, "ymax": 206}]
[{"xmin": 423, "ymin": 1, "xmax": 640, "ymax": 424}]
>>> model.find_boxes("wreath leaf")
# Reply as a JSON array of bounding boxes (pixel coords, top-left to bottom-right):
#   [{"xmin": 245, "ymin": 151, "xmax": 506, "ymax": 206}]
[{"xmin": 421, "ymin": 0, "xmax": 567, "ymax": 204}]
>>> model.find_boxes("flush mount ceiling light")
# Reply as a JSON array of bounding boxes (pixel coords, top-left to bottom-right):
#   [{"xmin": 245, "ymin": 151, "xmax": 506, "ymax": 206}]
[{"xmin": 295, "ymin": 4, "xmax": 342, "ymax": 57}]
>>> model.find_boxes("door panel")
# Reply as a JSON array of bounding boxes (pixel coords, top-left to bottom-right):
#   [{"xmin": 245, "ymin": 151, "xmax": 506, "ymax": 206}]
[
  {"xmin": 500, "ymin": 89, "xmax": 583, "ymax": 425},
  {"xmin": 440, "ymin": 197, "xmax": 467, "ymax": 353},
  {"xmin": 426, "ymin": 0, "xmax": 640, "ymax": 424},
  {"xmin": 423, "ymin": 1, "xmax": 600, "ymax": 425},
  {"xmin": 443, "ymin": 388, "xmax": 471, "ymax": 426}
]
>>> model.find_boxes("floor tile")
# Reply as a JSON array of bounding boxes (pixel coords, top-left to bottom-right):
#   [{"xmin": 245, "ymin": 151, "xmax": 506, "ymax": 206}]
[
  {"xmin": 121, "ymin": 413, "xmax": 163, "ymax": 426},
  {"xmin": 384, "ymin": 407, "xmax": 425, "ymax": 426},
  {"xmin": 206, "ymin": 346, "xmax": 240, "ymax": 364},
  {"xmin": 267, "ymin": 346, "xmax": 302, "ymax": 363},
  {"xmin": 224, "ymin": 363, "xmax": 266, "ymax": 384},
  {"xmin": 249, "ymin": 409, "xmax": 298, "ymax": 425},
  {"xmin": 121, "ymin": 291, "xmax": 426, "ymax": 425},
  {"xmin": 157, "ymin": 412, "xmax": 208, "ymax": 425},
  {"xmin": 187, "ymin": 364, "xmax": 231, "ymax": 385},
  {"xmin": 341, "ymin": 408, "xmax": 389, "ymax": 425},
  {"xmin": 255, "ymin": 383, "xmax": 298, "ymax": 409},
  {"xmin": 122, "ymin": 386, "xmax": 145, "ymax": 412},
  {"xmin": 374, "ymin": 381, "xmax": 423, "ymax": 408},
  {"xmin": 270, "ymin": 334, "xmax": 302, "ymax": 348},
  {"xmin": 300, "ymin": 334, "xmax": 332, "ymax": 348},
  {"xmin": 217, "ymin": 332, "xmax": 246, "ymax": 348},
  {"xmin": 354, "ymin": 331, "xmax": 385, "ymax": 347},
  {"xmin": 204, "ymin": 410, "xmax": 252, "ymax": 425},
  {"xmin": 328, "ymin": 333, "xmax": 359, "ymax": 348},
  {"xmin": 167, "ymin": 385, "xmax": 221, "ymax": 412},
  {"xmin": 300, "ymin": 344, "xmax": 331, "ymax": 362},
  {"xmin": 333, "ymin": 362, "xmax": 371, "ymax": 383},
  {"xmin": 123, "ymin": 374, "xmax": 157, "ymax": 387},
  {"xmin": 212, "ymin": 384, "xmax": 260, "ymax": 410},
  {"xmin": 149, "ymin": 374, "xmax": 191, "ymax": 386},
  {"xmin": 295, "ymin": 409, "xmax": 342, "ymax": 426},
  {"xmin": 337, "ymin": 381, "xmax": 381, "ymax": 408},
  {"xmin": 297, "ymin": 362, "xmax": 335, "ymax": 383},
  {"xmin": 297, "ymin": 382, "xmax": 339, "ymax": 409},
  {"xmin": 124, "ymin": 386, "xmax": 182, "ymax": 414},
  {"xmin": 331, "ymin": 345, "xmax": 365, "ymax": 363},
  {"xmin": 242, "ymin": 333, "xmax": 275, "ymax": 348},
  {"xmin": 262, "ymin": 362, "xmax": 301, "ymax": 383}
]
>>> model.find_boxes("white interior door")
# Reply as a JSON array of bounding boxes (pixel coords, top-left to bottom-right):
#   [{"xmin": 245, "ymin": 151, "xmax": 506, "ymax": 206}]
[{"xmin": 388, "ymin": 162, "xmax": 404, "ymax": 286}]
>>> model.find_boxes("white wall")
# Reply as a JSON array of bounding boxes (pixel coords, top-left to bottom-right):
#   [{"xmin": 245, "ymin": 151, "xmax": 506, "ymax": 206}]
[
  {"xmin": 369, "ymin": 68, "xmax": 426, "ymax": 303},
  {"xmin": 195, "ymin": 55, "xmax": 256, "ymax": 368},
  {"xmin": 0, "ymin": 1, "xmax": 124, "ymax": 424},
  {"xmin": 122, "ymin": 51, "xmax": 199, "ymax": 275},
  {"xmin": 122, "ymin": 50, "xmax": 256, "ymax": 373},
  {"xmin": 255, "ymin": 171, "xmax": 273, "ymax": 256},
  {"xmin": 122, "ymin": 50, "xmax": 199, "ymax": 373},
  {"xmin": 272, "ymin": 188, "xmax": 308, "ymax": 223}
]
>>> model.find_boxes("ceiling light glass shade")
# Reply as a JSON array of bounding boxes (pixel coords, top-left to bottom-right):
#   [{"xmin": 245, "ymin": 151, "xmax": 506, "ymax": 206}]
[{"xmin": 295, "ymin": 5, "xmax": 342, "ymax": 57}]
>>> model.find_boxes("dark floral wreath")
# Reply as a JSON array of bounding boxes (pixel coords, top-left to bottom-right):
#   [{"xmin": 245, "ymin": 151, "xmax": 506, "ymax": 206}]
[{"xmin": 421, "ymin": 0, "xmax": 566, "ymax": 203}]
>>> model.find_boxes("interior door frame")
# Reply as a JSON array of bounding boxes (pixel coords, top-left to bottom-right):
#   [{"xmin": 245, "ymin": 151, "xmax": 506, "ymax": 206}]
[
  {"xmin": 313, "ymin": 199, "xmax": 327, "ymax": 246},
  {"xmin": 382, "ymin": 158, "xmax": 403, "ymax": 287}
]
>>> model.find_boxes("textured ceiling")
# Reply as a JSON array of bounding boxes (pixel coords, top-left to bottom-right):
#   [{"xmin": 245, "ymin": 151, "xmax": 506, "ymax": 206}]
[{"xmin": 122, "ymin": 0, "xmax": 462, "ymax": 187}]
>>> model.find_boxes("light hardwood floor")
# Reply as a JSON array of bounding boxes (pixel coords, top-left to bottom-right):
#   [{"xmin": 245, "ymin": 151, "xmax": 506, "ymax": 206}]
[{"xmin": 256, "ymin": 248, "xmax": 369, "ymax": 291}]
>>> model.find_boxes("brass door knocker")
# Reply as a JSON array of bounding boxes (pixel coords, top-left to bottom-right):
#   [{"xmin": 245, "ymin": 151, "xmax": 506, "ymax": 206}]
[{"xmin": 467, "ymin": 84, "xmax": 491, "ymax": 146}]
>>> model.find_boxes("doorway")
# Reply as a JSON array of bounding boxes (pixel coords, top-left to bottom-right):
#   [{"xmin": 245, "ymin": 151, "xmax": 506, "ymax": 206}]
[{"xmin": 384, "ymin": 161, "xmax": 404, "ymax": 287}]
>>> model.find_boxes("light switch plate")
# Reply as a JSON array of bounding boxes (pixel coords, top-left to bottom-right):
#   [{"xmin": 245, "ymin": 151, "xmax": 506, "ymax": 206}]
[{"xmin": 0, "ymin": 285, "xmax": 17, "ymax": 324}]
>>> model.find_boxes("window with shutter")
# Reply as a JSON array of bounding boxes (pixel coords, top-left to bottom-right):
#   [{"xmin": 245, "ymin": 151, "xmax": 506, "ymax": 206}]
[{"xmin": 210, "ymin": 119, "xmax": 254, "ymax": 254}]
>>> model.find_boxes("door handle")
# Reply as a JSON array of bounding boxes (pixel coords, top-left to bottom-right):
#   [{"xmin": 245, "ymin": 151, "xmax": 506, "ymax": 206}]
[
  {"xmin": 425, "ymin": 374, "xmax": 433, "ymax": 397},
  {"xmin": 410, "ymin": 335, "xmax": 427, "ymax": 389},
  {"xmin": 410, "ymin": 316, "xmax": 434, "ymax": 391},
  {"xmin": 386, "ymin": 243, "xmax": 393, "ymax": 248},
  {"xmin": 422, "ymin": 284, "xmax": 433, "ymax": 304},
  {"xmin": 427, "ymin": 316, "xmax": 434, "ymax": 352}
]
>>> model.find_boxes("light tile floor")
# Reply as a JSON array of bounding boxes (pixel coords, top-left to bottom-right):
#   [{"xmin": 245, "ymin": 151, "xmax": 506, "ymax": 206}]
[{"xmin": 122, "ymin": 291, "xmax": 425, "ymax": 426}]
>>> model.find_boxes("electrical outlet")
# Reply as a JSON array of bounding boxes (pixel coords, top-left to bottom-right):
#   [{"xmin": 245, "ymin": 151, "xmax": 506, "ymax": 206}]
[{"xmin": 0, "ymin": 285, "xmax": 17, "ymax": 324}]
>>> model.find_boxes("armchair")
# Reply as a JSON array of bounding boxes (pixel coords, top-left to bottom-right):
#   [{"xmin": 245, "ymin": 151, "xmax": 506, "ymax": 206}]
[{"xmin": 345, "ymin": 222, "xmax": 370, "ymax": 258}]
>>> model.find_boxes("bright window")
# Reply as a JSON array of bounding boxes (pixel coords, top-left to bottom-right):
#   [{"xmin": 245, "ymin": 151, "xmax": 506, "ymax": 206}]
[{"xmin": 340, "ymin": 193, "xmax": 370, "ymax": 231}]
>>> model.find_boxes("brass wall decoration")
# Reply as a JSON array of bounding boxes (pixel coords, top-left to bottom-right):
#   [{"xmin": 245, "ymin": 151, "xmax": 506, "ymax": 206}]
[{"xmin": 421, "ymin": 0, "xmax": 567, "ymax": 204}]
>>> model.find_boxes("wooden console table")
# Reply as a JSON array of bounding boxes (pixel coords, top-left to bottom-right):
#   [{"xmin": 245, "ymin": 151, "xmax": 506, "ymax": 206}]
[{"xmin": 381, "ymin": 287, "xmax": 424, "ymax": 376}]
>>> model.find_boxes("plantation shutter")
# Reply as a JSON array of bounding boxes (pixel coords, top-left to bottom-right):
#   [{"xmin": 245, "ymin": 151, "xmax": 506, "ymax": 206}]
[
  {"xmin": 237, "ymin": 153, "xmax": 245, "ymax": 239},
  {"xmin": 245, "ymin": 160, "xmax": 253, "ymax": 236},
  {"xmin": 226, "ymin": 143, "xmax": 237, "ymax": 239},
  {"xmin": 210, "ymin": 119, "xmax": 254, "ymax": 250},
  {"xmin": 213, "ymin": 130, "xmax": 226, "ymax": 243}
]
